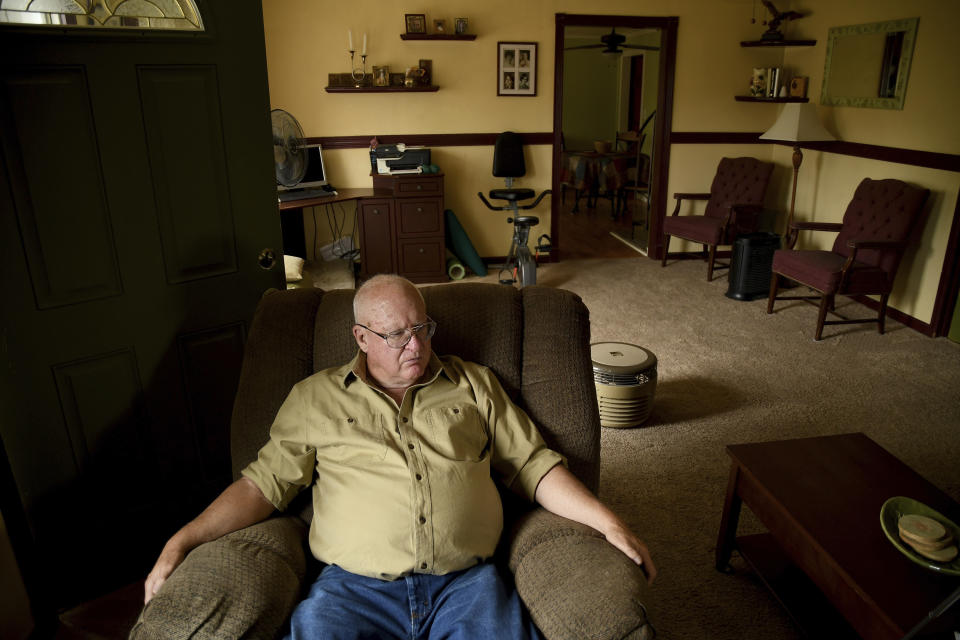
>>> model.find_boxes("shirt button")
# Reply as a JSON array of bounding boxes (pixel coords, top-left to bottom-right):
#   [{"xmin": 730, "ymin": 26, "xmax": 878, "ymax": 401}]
[
  {"xmin": 453, "ymin": 408, "xmax": 460, "ymax": 414},
  {"xmin": 408, "ymin": 443, "xmax": 415, "ymax": 450},
  {"xmin": 402, "ymin": 417, "xmax": 409, "ymax": 423},
  {"xmin": 419, "ymin": 515, "xmax": 426, "ymax": 524},
  {"xmin": 421, "ymin": 562, "xmax": 428, "ymax": 569},
  {"xmin": 416, "ymin": 473, "xmax": 422, "ymax": 481},
  {"xmin": 347, "ymin": 417, "xmax": 354, "ymax": 423}
]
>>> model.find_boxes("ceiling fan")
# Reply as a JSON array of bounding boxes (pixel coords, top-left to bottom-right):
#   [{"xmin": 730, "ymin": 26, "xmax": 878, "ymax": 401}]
[{"xmin": 564, "ymin": 28, "xmax": 660, "ymax": 54}]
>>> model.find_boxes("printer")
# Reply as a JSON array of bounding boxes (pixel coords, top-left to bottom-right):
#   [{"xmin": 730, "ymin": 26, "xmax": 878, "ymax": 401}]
[{"xmin": 373, "ymin": 143, "xmax": 431, "ymax": 175}]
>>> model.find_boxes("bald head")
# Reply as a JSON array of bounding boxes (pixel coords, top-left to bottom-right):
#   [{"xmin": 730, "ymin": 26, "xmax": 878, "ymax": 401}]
[{"xmin": 353, "ymin": 274, "xmax": 425, "ymax": 325}]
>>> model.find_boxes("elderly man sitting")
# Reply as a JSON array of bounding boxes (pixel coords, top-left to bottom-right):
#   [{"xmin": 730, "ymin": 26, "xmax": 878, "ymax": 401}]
[{"xmin": 144, "ymin": 275, "xmax": 655, "ymax": 639}]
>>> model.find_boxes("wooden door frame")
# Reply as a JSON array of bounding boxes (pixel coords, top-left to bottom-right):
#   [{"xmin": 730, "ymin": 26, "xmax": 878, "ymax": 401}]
[{"xmin": 552, "ymin": 13, "xmax": 678, "ymax": 261}]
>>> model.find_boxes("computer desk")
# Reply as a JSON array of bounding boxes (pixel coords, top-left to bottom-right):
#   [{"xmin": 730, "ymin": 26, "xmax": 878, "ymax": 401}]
[
  {"xmin": 277, "ymin": 187, "xmax": 383, "ymax": 258},
  {"xmin": 276, "ymin": 174, "xmax": 447, "ymax": 283}
]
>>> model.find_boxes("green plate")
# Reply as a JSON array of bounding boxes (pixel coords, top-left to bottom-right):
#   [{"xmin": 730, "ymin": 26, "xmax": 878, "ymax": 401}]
[{"xmin": 880, "ymin": 496, "xmax": 960, "ymax": 576}]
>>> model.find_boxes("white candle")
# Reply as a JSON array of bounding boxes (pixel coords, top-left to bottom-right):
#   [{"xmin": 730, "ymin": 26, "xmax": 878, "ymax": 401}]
[
  {"xmin": 348, "ymin": 30, "xmax": 353, "ymax": 51},
  {"xmin": 362, "ymin": 33, "xmax": 367, "ymax": 55}
]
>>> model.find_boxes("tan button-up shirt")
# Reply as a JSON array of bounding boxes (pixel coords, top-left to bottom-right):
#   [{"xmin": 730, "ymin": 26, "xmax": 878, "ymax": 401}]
[{"xmin": 242, "ymin": 351, "xmax": 564, "ymax": 580}]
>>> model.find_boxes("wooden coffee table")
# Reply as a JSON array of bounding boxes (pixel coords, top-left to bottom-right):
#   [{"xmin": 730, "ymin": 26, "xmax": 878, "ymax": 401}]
[{"xmin": 716, "ymin": 433, "xmax": 960, "ymax": 639}]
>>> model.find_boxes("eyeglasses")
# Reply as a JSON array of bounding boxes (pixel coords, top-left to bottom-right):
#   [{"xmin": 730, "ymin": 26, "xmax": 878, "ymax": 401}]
[{"xmin": 355, "ymin": 318, "xmax": 437, "ymax": 349}]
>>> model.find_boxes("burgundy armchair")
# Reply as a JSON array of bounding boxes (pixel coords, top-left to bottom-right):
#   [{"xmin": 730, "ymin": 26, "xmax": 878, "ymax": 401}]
[
  {"xmin": 661, "ymin": 157, "xmax": 774, "ymax": 281},
  {"xmin": 766, "ymin": 177, "xmax": 929, "ymax": 340}
]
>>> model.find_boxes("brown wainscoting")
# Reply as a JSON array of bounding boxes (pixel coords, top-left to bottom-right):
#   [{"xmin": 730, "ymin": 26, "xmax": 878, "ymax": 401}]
[
  {"xmin": 849, "ymin": 294, "xmax": 935, "ymax": 337},
  {"xmin": 671, "ymin": 132, "xmax": 960, "ymax": 173},
  {"xmin": 309, "ymin": 132, "xmax": 553, "ymax": 150}
]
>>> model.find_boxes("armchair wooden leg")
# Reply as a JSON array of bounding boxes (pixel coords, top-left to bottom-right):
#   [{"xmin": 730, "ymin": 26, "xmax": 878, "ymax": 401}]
[
  {"xmin": 815, "ymin": 294, "xmax": 832, "ymax": 341},
  {"xmin": 661, "ymin": 235, "xmax": 670, "ymax": 267},
  {"xmin": 878, "ymin": 293, "xmax": 890, "ymax": 334},
  {"xmin": 767, "ymin": 273, "xmax": 779, "ymax": 314},
  {"xmin": 707, "ymin": 245, "xmax": 717, "ymax": 281}
]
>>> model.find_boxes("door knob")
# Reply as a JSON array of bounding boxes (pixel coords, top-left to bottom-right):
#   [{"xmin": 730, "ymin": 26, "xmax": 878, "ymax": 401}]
[{"xmin": 257, "ymin": 248, "xmax": 277, "ymax": 270}]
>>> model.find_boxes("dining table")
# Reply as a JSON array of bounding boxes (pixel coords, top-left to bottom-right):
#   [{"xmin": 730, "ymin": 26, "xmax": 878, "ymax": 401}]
[{"xmin": 559, "ymin": 150, "xmax": 638, "ymax": 215}]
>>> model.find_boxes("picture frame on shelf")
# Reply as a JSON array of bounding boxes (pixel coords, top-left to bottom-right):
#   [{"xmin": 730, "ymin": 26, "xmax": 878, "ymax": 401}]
[
  {"xmin": 373, "ymin": 66, "xmax": 390, "ymax": 87},
  {"xmin": 790, "ymin": 76, "xmax": 809, "ymax": 98},
  {"xmin": 405, "ymin": 13, "xmax": 426, "ymax": 34},
  {"xmin": 419, "ymin": 59, "xmax": 432, "ymax": 86},
  {"xmin": 455, "ymin": 18, "xmax": 468, "ymax": 34},
  {"xmin": 497, "ymin": 42, "xmax": 536, "ymax": 96},
  {"xmin": 433, "ymin": 19, "xmax": 446, "ymax": 34}
]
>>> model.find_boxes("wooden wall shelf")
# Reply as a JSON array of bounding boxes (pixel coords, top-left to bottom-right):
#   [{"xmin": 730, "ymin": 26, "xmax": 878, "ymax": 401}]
[
  {"xmin": 400, "ymin": 33, "xmax": 476, "ymax": 41},
  {"xmin": 741, "ymin": 39, "xmax": 816, "ymax": 47},
  {"xmin": 325, "ymin": 85, "xmax": 440, "ymax": 93},
  {"xmin": 735, "ymin": 96, "xmax": 809, "ymax": 103}
]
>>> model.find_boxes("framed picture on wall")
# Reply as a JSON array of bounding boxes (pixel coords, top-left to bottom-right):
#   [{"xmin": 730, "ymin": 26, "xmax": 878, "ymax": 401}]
[
  {"xmin": 405, "ymin": 14, "xmax": 426, "ymax": 34},
  {"xmin": 497, "ymin": 42, "xmax": 536, "ymax": 96}
]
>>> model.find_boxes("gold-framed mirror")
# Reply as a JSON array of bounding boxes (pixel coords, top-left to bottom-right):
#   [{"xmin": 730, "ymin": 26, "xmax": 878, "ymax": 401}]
[{"xmin": 820, "ymin": 17, "xmax": 919, "ymax": 110}]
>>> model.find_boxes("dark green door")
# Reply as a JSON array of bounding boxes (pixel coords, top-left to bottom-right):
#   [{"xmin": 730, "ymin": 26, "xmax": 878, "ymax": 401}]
[{"xmin": 0, "ymin": 1, "xmax": 283, "ymax": 612}]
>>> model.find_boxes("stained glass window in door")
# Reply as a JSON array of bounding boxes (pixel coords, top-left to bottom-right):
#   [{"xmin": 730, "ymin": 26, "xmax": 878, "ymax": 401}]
[{"xmin": 0, "ymin": 0, "xmax": 204, "ymax": 31}]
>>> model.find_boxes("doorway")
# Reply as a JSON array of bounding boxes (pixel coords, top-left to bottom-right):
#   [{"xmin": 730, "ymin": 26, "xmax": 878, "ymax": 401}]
[{"xmin": 552, "ymin": 14, "xmax": 677, "ymax": 262}]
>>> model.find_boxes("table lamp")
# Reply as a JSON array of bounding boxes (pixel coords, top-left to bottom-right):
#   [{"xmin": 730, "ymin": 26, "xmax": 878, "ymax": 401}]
[{"xmin": 759, "ymin": 102, "xmax": 836, "ymax": 236}]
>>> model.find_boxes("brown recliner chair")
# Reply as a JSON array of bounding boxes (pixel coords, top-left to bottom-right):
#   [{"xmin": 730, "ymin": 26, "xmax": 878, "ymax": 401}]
[
  {"xmin": 767, "ymin": 177, "xmax": 929, "ymax": 341},
  {"xmin": 661, "ymin": 157, "xmax": 774, "ymax": 281},
  {"xmin": 130, "ymin": 283, "xmax": 654, "ymax": 639}
]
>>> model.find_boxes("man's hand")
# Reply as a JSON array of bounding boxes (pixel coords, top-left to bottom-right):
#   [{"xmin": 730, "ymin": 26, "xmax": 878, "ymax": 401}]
[
  {"xmin": 535, "ymin": 464, "xmax": 657, "ymax": 584},
  {"xmin": 143, "ymin": 543, "xmax": 187, "ymax": 604},
  {"xmin": 141, "ymin": 477, "xmax": 276, "ymax": 604},
  {"xmin": 600, "ymin": 520, "xmax": 657, "ymax": 584}
]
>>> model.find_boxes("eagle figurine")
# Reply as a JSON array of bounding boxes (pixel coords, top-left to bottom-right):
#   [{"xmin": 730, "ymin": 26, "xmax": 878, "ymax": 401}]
[{"xmin": 760, "ymin": 0, "xmax": 806, "ymax": 41}]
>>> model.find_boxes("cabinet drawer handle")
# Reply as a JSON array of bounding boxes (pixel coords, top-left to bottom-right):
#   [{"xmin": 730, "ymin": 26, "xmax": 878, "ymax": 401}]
[
  {"xmin": 418, "ymin": 248, "xmax": 425, "ymax": 253},
  {"xmin": 416, "ymin": 184, "xmax": 422, "ymax": 190},
  {"xmin": 416, "ymin": 207, "xmax": 423, "ymax": 212},
  {"xmin": 372, "ymin": 208, "xmax": 380, "ymax": 214}
]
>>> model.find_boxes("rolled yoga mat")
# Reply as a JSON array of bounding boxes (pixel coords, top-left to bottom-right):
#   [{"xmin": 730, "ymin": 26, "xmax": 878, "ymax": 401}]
[
  {"xmin": 447, "ymin": 257, "xmax": 466, "ymax": 280},
  {"xmin": 444, "ymin": 209, "xmax": 487, "ymax": 276}
]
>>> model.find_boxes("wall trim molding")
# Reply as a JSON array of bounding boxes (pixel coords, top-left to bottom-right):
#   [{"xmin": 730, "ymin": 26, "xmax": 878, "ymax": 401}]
[
  {"xmin": 310, "ymin": 132, "xmax": 553, "ymax": 150},
  {"xmin": 315, "ymin": 131, "xmax": 960, "ymax": 174},
  {"xmin": 670, "ymin": 132, "xmax": 960, "ymax": 173}
]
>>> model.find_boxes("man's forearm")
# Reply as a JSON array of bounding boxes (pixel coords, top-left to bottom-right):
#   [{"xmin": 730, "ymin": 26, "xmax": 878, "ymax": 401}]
[
  {"xmin": 534, "ymin": 464, "xmax": 656, "ymax": 583},
  {"xmin": 534, "ymin": 464, "xmax": 622, "ymax": 535},
  {"xmin": 168, "ymin": 477, "xmax": 276, "ymax": 551},
  {"xmin": 145, "ymin": 477, "xmax": 276, "ymax": 603}
]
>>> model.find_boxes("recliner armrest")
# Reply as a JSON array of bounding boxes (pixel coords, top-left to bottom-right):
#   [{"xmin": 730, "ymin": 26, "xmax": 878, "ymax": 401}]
[
  {"xmin": 130, "ymin": 516, "xmax": 308, "ymax": 639},
  {"xmin": 507, "ymin": 508, "xmax": 655, "ymax": 640}
]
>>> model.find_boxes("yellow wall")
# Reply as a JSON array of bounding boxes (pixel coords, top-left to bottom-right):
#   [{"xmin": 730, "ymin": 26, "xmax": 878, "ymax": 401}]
[{"xmin": 262, "ymin": 0, "xmax": 960, "ymax": 326}]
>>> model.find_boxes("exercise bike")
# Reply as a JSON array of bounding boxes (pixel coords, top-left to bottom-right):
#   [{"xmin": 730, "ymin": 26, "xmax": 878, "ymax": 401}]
[{"xmin": 477, "ymin": 132, "xmax": 552, "ymax": 287}]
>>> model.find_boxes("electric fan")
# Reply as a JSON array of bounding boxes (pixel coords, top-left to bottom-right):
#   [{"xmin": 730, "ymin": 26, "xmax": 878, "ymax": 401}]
[{"xmin": 271, "ymin": 108, "xmax": 307, "ymax": 187}]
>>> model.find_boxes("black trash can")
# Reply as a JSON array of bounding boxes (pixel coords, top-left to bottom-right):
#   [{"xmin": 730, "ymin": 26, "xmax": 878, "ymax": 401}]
[{"xmin": 725, "ymin": 232, "xmax": 781, "ymax": 301}]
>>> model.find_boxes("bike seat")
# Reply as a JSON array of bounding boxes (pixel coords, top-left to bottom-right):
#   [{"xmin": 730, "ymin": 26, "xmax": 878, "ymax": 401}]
[
  {"xmin": 513, "ymin": 216, "xmax": 539, "ymax": 226},
  {"xmin": 490, "ymin": 188, "xmax": 536, "ymax": 202}
]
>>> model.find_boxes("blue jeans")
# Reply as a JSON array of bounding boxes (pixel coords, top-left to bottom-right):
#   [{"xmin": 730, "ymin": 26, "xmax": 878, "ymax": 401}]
[{"xmin": 286, "ymin": 563, "xmax": 542, "ymax": 640}]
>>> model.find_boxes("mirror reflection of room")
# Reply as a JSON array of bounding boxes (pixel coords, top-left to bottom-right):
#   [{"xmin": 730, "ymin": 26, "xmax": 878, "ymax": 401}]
[{"xmin": 559, "ymin": 25, "xmax": 661, "ymax": 258}]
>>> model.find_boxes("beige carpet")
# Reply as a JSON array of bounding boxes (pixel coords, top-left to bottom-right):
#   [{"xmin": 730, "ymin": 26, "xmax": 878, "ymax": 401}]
[{"xmin": 454, "ymin": 255, "xmax": 960, "ymax": 639}]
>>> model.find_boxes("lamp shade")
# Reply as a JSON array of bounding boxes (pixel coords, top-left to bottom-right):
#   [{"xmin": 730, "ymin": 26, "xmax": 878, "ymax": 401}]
[{"xmin": 759, "ymin": 102, "xmax": 836, "ymax": 143}]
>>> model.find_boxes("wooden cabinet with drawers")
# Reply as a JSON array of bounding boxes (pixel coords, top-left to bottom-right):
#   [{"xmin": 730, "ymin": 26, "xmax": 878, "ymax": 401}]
[{"xmin": 359, "ymin": 173, "xmax": 446, "ymax": 282}]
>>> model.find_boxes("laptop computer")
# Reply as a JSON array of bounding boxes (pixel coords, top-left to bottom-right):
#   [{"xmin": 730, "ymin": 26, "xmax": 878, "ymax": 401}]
[{"xmin": 277, "ymin": 143, "xmax": 338, "ymax": 201}]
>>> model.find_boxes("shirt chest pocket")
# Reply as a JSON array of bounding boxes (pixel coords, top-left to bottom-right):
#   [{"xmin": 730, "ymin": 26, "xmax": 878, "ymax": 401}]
[
  {"xmin": 425, "ymin": 405, "xmax": 489, "ymax": 462},
  {"xmin": 318, "ymin": 413, "xmax": 387, "ymax": 467}
]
